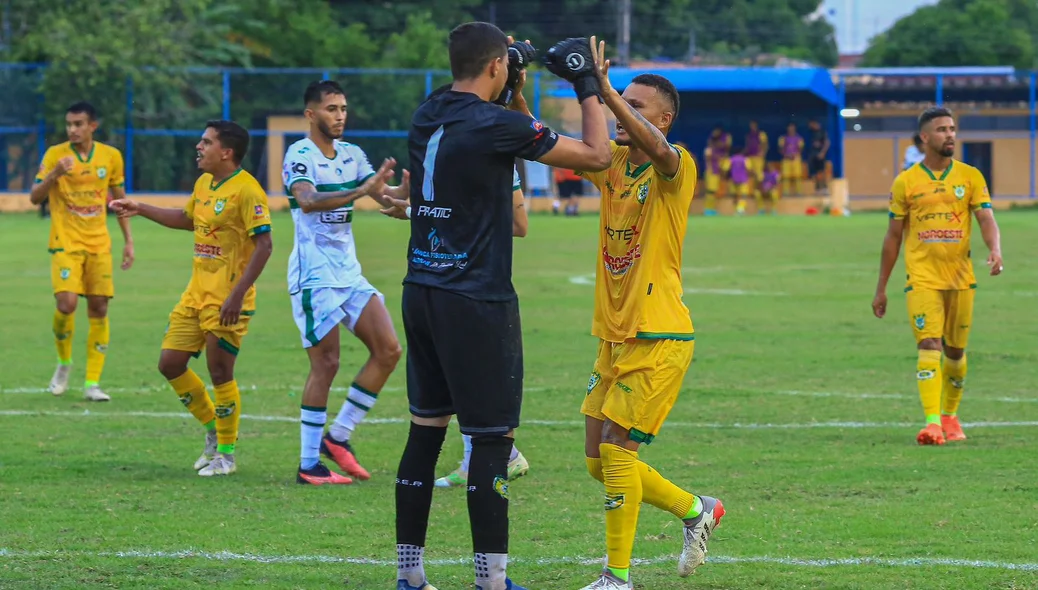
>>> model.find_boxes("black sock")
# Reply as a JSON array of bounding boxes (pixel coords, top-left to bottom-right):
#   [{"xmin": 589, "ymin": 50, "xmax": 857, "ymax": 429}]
[
  {"xmin": 467, "ymin": 435, "xmax": 513, "ymax": 554},
  {"xmin": 395, "ymin": 422, "xmax": 447, "ymax": 547}
]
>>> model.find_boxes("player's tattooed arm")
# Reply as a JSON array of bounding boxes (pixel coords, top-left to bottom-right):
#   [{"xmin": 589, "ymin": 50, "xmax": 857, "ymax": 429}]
[{"xmin": 291, "ymin": 158, "xmax": 396, "ymax": 213}]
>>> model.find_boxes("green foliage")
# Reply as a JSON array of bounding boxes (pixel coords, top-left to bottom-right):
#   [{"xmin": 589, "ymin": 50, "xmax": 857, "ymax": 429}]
[{"xmin": 862, "ymin": 0, "xmax": 1037, "ymax": 69}]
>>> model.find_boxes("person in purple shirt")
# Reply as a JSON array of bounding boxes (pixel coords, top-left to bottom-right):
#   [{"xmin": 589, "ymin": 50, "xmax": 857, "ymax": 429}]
[
  {"xmin": 779, "ymin": 122, "xmax": 804, "ymax": 196},
  {"xmin": 728, "ymin": 146, "xmax": 750, "ymax": 215},
  {"xmin": 757, "ymin": 163, "xmax": 781, "ymax": 215}
]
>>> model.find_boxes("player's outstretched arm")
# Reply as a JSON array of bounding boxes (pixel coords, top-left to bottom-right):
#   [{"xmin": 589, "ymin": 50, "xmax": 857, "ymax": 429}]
[
  {"xmin": 110, "ymin": 199, "xmax": 193, "ymax": 231},
  {"xmin": 220, "ymin": 231, "xmax": 273, "ymax": 326},
  {"xmin": 293, "ymin": 158, "xmax": 396, "ymax": 213},
  {"xmin": 591, "ymin": 39, "xmax": 679, "ymax": 178},
  {"xmin": 872, "ymin": 216, "xmax": 904, "ymax": 319},
  {"xmin": 975, "ymin": 208, "xmax": 1003, "ymax": 276}
]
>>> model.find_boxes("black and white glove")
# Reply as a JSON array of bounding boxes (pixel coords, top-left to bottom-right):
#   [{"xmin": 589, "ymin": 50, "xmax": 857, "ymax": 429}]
[
  {"xmin": 495, "ymin": 41, "xmax": 537, "ymax": 106},
  {"xmin": 541, "ymin": 37, "xmax": 602, "ymax": 103}
]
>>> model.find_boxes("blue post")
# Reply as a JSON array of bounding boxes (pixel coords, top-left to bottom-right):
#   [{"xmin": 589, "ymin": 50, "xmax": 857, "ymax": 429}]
[
  {"xmin": 532, "ymin": 71, "xmax": 542, "ymax": 119},
  {"xmin": 836, "ymin": 77, "xmax": 846, "ymax": 178},
  {"xmin": 1030, "ymin": 72, "xmax": 1036, "ymax": 199},
  {"xmin": 935, "ymin": 75, "xmax": 943, "ymax": 106},
  {"xmin": 322, "ymin": 70, "xmax": 330, "ymax": 81},
  {"xmin": 125, "ymin": 76, "xmax": 134, "ymax": 193},
  {"xmin": 425, "ymin": 70, "xmax": 433, "ymax": 97},
  {"xmin": 222, "ymin": 70, "xmax": 231, "ymax": 120}
]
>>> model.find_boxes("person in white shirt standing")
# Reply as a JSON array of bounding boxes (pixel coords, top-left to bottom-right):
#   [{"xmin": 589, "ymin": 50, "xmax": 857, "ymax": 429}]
[
  {"xmin": 283, "ymin": 79, "xmax": 401, "ymax": 485},
  {"xmin": 903, "ymin": 133, "xmax": 925, "ymax": 170}
]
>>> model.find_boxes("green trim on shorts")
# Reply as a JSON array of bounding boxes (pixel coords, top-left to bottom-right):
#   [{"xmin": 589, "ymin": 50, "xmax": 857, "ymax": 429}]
[
  {"xmin": 301, "ymin": 288, "xmax": 319, "ymax": 346},
  {"xmin": 635, "ymin": 331, "xmax": 695, "ymax": 341},
  {"xmin": 217, "ymin": 338, "xmax": 239, "ymax": 356},
  {"xmin": 48, "ymin": 248, "xmax": 64, "ymax": 254},
  {"xmin": 240, "ymin": 310, "xmax": 256, "ymax": 317},
  {"xmin": 904, "ymin": 286, "xmax": 913, "ymax": 293},
  {"xmin": 630, "ymin": 429, "xmax": 656, "ymax": 445},
  {"xmin": 969, "ymin": 283, "xmax": 977, "ymax": 289}
]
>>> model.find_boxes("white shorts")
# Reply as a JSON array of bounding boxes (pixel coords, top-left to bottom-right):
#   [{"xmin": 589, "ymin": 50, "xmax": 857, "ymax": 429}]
[{"xmin": 290, "ymin": 280, "xmax": 384, "ymax": 348}]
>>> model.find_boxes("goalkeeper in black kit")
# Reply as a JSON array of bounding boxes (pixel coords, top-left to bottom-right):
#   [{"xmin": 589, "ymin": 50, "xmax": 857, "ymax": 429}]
[{"xmin": 390, "ymin": 23, "xmax": 612, "ymax": 590}]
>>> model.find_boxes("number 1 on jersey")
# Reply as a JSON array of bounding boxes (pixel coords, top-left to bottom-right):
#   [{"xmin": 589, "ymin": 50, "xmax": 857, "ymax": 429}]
[{"xmin": 422, "ymin": 126, "xmax": 444, "ymax": 202}]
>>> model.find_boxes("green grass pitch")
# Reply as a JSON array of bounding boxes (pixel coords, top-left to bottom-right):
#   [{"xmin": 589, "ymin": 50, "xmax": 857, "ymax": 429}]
[{"xmin": 1, "ymin": 209, "xmax": 1037, "ymax": 589}]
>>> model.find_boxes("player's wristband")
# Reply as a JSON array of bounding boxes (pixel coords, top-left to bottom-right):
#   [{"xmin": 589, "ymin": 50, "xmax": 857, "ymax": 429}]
[
  {"xmin": 405, "ymin": 206, "xmax": 411, "ymax": 219},
  {"xmin": 573, "ymin": 75, "xmax": 603, "ymax": 104}
]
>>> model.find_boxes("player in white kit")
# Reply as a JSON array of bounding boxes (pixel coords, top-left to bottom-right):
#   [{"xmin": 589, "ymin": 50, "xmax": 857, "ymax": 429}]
[{"xmin": 283, "ymin": 80, "xmax": 402, "ymax": 485}]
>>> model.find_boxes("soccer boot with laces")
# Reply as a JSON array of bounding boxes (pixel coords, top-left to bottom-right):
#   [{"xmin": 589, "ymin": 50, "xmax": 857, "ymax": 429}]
[
  {"xmin": 916, "ymin": 423, "xmax": 946, "ymax": 445},
  {"xmin": 84, "ymin": 384, "xmax": 110, "ymax": 402},
  {"xmin": 321, "ymin": 433, "xmax": 371, "ymax": 480},
  {"xmin": 198, "ymin": 453, "xmax": 236, "ymax": 476},
  {"xmin": 297, "ymin": 461, "xmax": 353, "ymax": 485},
  {"xmin": 941, "ymin": 415, "xmax": 967, "ymax": 441},
  {"xmin": 49, "ymin": 363, "xmax": 71, "ymax": 395},
  {"xmin": 578, "ymin": 570, "xmax": 631, "ymax": 590},
  {"xmin": 679, "ymin": 495, "xmax": 726, "ymax": 577},
  {"xmin": 193, "ymin": 430, "xmax": 218, "ymax": 470}
]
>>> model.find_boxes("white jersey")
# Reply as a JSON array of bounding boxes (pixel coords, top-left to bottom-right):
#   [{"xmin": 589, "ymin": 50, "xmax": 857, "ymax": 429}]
[{"xmin": 283, "ymin": 138, "xmax": 376, "ymax": 294}]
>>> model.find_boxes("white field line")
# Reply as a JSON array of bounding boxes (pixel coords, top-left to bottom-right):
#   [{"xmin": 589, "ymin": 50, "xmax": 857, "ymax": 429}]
[
  {"xmin": 6, "ymin": 385, "xmax": 1036, "ymax": 406},
  {"xmin": 0, "ymin": 548, "xmax": 1036, "ymax": 572},
  {"xmin": 2, "ymin": 409, "xmax": 1038, "ymax": 430}
]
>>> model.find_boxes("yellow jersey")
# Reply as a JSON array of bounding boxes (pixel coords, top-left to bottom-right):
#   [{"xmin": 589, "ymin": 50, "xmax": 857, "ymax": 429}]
[
  {"xmin": 578, "ymin": 142, "xmax": 697, "ymax": 342},
  {"xmin": 889, "ymin": 160, "xmax": 992, "ymax": 291},
  {"xmin": 181, "ymin": 169, "xmax": 272, "ymax": 311},
  {"xmin": 35, "ymin": 141, "xmax": 125, "ymax": 254}
]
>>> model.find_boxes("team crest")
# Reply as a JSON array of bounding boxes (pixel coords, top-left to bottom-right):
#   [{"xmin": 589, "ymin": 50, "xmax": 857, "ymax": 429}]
[
  {"xmin": 913, "ymin": 313, "xmax": 926, "ymax": 330},
  {"xmin": 215, "ymin": 401, "xmax": 237, "ymax": 418},
  {"xmin": 493, "ymin": 476, "xmax": 510, "ymax": 500},
  {"xmin": 59, "ymin": 267, "xmax": 71, "ymax": 280},
  {"xmin": 917, "ymin": 369, "xmax": 936, "ymax": 380},
  {"xmin": 180, "ymin": 393, "xmax": 192, "ymax": 406},
  {"xmin": 587, "ymin": 370, "xmax": 601, "ymax": 395},
  {"xmin": 214, "ymin": 198, "xmax": 227, "ymax": 214},
  {"xmin": 604, "ymin": 493, "xmax": 625, "ymax": 511},
  {"xmin": 637, "ymin": 180, "xmax": 651, "ymax": 204},
  {"xmin": 953, "ymin": 185, "xmax": 966, "ymax": 199},
  {"xmin": 97, "ymin": 166, "xmax": 107, "ymax": 179}
]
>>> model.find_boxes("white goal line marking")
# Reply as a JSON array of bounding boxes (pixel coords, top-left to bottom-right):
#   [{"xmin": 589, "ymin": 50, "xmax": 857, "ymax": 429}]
[
  {"xmin": 2, "ymin": 409, "xmax": 1038, "ymax": 431},
  {"xmin": 0, "ymin": 548, "xmax": 1036, "ymax": 572}
]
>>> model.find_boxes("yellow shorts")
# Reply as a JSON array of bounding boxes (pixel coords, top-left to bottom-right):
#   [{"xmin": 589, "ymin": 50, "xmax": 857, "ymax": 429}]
[
  {"xmin": 705, "ymin": 173, "xmax": 721, "ymax": 193},
  {"xmin": 161, "ymin": 302, "xmax": 253, "ymax": 357},
  {"xmin": 581, "ymin": 338, "xmax": 695, "ymax": 444},
  {"xmin": 747, "ymin": 157, "xmax": 765, "ymax": 180},
  {"xmin": 781, "ymin": 158, "xmax": 802, "ymax": 181},
  {"xmin": 734, "ymin": 182, "xmax": 751, "ymax": 197},
  {"xmin": 51, "ymin": 250, "xmax": 114, "ymax": 297},
  {"xmin": 905, "ymin": 288, "xmax": 975, "ymax": 349}
]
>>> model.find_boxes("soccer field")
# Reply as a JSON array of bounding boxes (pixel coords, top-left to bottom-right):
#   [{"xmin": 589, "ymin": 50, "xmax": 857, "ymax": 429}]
[{"xmin": 2, "ymin": 209, "xmax": 1037, "ymax": 589}]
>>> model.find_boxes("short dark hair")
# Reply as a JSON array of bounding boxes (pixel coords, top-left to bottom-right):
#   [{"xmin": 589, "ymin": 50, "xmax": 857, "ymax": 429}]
[
  {"xmin": 912, "ymin": 133, "xmax": 923, "ymax": 146},
  {"xmin": 630, "ymin": 73, "xmax": 680, "ymax": 120},
  {"xmin": 205, "ymin": 120, "xmax": 250, "ymax": 165},
  {"xmin": 67, "ymin": 102, "xmax": 98, "ymax": 121},
  {"xmin": 448, "ymin": 22, "xmax": 508, "ymax": 81},
  {"xmin": 918, "ymin": 106, "xmax": 954, "ymax": 131},
  {"xmin": 304, "ymin": 80, "xmax": 346, "ymax": 106}
]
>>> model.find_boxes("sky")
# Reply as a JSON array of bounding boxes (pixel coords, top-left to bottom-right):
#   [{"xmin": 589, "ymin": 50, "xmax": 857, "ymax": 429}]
[{"xmin": 820, "ymin": 0, "xmax": 938, "ymax": 54}]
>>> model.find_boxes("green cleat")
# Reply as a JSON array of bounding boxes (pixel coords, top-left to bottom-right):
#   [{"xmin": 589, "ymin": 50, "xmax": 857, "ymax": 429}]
[{"xmin": 434, "ymin": 464, "xmax": 467, "ymax": 488}]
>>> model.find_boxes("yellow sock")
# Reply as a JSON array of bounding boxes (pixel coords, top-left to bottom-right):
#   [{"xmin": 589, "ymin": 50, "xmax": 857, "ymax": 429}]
[
  {"xmin": 84, "ymin": 316, "xmax": 109, "ymax": 384},
  {"xmin": 754, "ymin": 190, "xmax": 764, "ymax": 209},
  {"xmin": 53, "ymin": 310, "xmax": 74, "ymax": 364},
  {"xmin": 704, "ymin": 193, "xmax": 717, "ymax": 210},
  {"xmin": 600, "ymin": 444, "xmax": 641, "ymax": 582},
  {"xmin": 941, "ymin": 355, "xmax": 967, "ymax": 416},
  {"xmin": 169, "ymin": 369, "xmax": 215, "ymax": 427},
  {"xmin": 213, "ymin": 380, "xmax": 241, "ymax": 455},
  {"xmin": 917, "ymin": 350, "xmax": 942, "ymax": 424},
  {"xmin": 586, "ymin": 456, "xmax": 695, "ymax": 520}
]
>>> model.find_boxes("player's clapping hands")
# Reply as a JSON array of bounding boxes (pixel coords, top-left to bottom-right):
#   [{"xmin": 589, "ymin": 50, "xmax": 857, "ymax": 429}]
[
  {"xmin": 379, "ymin": 169, "xmax": 411, "ymax": 221},
  {"xmin": 362, "ymin": 157, "xmax": 397, "ymax": 208},
  {"xmin": 588, "ymin": 36, "xmax": 614, "ymax": 96}
]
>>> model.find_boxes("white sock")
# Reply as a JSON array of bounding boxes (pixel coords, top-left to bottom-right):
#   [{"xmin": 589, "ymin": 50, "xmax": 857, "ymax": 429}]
[
  {"xmin": 509, "ymin": 445, "xmax": 519, "ymax": 462},
  {"xmin": 329, "ymin": 382, "xmax": 378, "ymax": 442},
  {"xmin": 397, "ymin": 544, "xmax": 427, "ymax": 587},
  {"xmin": 474, "ymin": 552, "xmax": 508, "ymax": 590},
  {"xmin": 300, "ymin": 406, "xmax": 326, "ymax": 470},
  {"xmin": 461, "ymin": 433, "xmax": 473, "ymax": 472}
]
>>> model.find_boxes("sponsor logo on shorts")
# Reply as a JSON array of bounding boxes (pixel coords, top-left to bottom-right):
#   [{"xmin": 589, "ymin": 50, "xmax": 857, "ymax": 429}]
[
  {"xmin": 59, "ymin": 267, "xmax": 71, "ymax": 280},
  {"xmin": 913, "ymin": 313, "xmax": 926, "ymax": 330},
  {"xmin": 916, "ymin": 369, "xmax": 936, "ymax": 380},
  {"xmin": 587, "ymin": 370, "xmax": 601, "ymax": 395},
  {"xmin": 918, "ymin": 229, "xmax": 964, "ymax": 243},
  {"xmin": 194, "ymin": 243, "xmax": 223, "ymax": 259},
  {"xmin": 602, "ymin": 244, "xmax": 641, "ymax": 277},
  {"xmin": 604, "ymin": 493, "xmax": 625, "ymax": 511}
]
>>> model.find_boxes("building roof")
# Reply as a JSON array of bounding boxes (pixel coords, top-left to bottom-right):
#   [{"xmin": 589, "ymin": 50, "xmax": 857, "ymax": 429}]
[{"xmin": 544, "ymin": 67, "xmax": 839, "ymax": 105}]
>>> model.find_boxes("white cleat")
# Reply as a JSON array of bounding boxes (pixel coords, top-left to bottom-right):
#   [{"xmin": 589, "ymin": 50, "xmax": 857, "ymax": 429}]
[
  {"xmin": 83, "ymin": 384, "xmax": 110, "ymax": 402},
  {"xmin": 507, "ymin": 451, "xmax": 530, "ymax": 481},
  {"xmin": 678, "ymin": 495, "xmax": 726, "ymax": 577},
  {"xmin": 49, "ymin": 364, "xmax": 71, "ymax": 396},
  {"xmin": 193, "ymin": 430, "xmax": 219, "ymax": 470},
  {"xmin": 198, "ymin": 453, "xmax": 236, "ymax": 477},
  {"xmin": 578, "ymin": 570, "xmax": 631, "ymax": 590}
]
